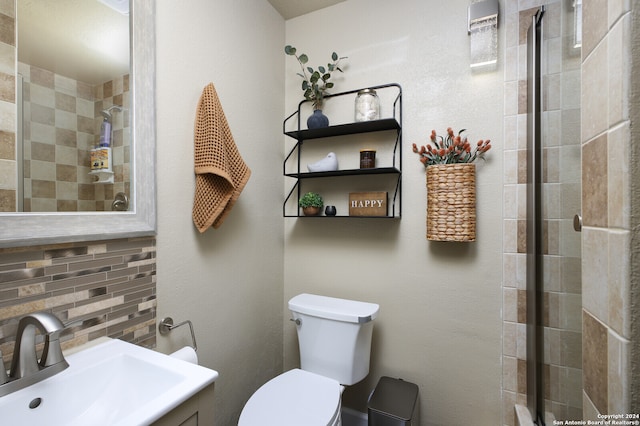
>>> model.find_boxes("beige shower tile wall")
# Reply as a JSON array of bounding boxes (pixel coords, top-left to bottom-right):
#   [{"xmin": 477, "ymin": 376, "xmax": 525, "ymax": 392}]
[
  {"xmin": 580, "ymin": 0, "xmax": 633, "ymax": 417},
  {"xmin": 503, "ymin": 0, "xmax": 585, "ymax": 424},
  {"xmin": 503, "ymin": 4, "xmax": 533, "ymax": 424},
  {"xmin": 0, "ymin": 237, "xmax": 157, "ymax": 371},
  {"xmin": 504, "ymin": 0, "xmax": 637, "ymax": 422},
  {"xmin": 0, "ymin": 1, "xmax": 16, "ymax": 212},
  {"xmin": 20, "ymin": 64, "xmax": 131, "ymax": 212},
  {"xmin": 94, "ymin": 76, "xmax": 131, "ymax": 211}
]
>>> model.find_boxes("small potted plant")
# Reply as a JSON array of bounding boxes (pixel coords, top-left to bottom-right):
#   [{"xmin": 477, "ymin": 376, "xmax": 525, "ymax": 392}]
[
  {"xmin": 299, "ymin": 192, "xmax": 324, "ymax": 216},
  {"xmin": 285, "ymin": 45, "xmax": 347, "ymax": 128}
]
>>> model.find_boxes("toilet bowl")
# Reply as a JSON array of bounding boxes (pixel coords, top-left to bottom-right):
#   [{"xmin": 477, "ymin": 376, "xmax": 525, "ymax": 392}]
[
  {"xmin": 238, "ymin": 369, "xmax": 343, "ymax": 426},
  {"xmin": 239, "ymin": 294, "xmax": 379, "ymax": 426}
]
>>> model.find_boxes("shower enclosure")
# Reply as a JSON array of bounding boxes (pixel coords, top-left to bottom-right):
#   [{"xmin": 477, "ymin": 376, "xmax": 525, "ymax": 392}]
[
  {"xmin": 526, "ymin": 2, "xmax": 582, "ymax": 423},
  {"xmin": 15, "ymin": 68, "xmax": 130, "ymax": 212}
]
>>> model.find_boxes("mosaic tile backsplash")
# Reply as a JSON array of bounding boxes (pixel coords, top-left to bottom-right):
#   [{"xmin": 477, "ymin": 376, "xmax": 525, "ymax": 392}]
[{"xmin": 0, "ymin": 237, "xmax": 156, "ymax": 371}]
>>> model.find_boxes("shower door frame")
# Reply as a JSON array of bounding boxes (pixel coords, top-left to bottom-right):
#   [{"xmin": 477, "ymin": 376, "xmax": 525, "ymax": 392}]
[{"xmin": 526, "ymin": 6, "xmax": 545, "ymax": 424}]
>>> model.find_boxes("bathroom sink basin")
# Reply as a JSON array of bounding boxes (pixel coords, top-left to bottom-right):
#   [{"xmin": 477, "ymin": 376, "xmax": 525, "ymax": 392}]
[{"xmin": 0, "ymin": 338, "xmax": 218, "ymax": 425}]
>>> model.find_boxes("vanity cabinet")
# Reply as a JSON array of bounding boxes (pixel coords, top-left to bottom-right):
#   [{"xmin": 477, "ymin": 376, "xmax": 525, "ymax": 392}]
[
  {"xmin": 283, "ymin": 83, "xmax": 402, "ymax": 218},
  {"xmin": 152, "ymin": 383, "xmax": 215, "ymax": 426}
]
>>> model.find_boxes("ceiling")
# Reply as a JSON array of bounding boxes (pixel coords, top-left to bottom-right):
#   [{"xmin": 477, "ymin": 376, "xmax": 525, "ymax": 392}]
[
  {"xmin": 267, "ymin": 0, "xmax": 345, "ymax": 19},
  {"xmin": 16, "ymin": 0, "xmax": 343, "ymax": 86},
  {"xmin": 18, "ymin": 0, "xmax": 129, "ymax": 85}
]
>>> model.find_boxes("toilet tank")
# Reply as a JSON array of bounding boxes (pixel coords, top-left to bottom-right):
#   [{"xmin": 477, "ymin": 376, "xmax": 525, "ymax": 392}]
[{"xmin": 288, "ymin": 293, "xmax": 379, "ymax": 386}]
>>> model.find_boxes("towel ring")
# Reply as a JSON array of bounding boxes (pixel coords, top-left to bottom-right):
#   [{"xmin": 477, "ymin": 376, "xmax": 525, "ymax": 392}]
[{"xmin": 158, "ymin": 317, "xmax": 198, "ymax": 351}]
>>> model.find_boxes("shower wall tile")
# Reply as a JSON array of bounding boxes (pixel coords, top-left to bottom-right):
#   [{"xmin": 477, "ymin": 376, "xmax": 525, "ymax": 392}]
[
  {"xmin": 504, "ymin": 219, "xmax": 518, "ymax": 253},
  {"xmin": 56, "ymin": 127, "xmax": 77, "ymax": 148},
  {"xmin": 608, "ymin": 0, "xmax": 631, "ymax": 28},
  {"xmin": 543, "ymin": 111, "xmax": 561, "ymax": 147},
  {"xmin": 608, "ymin": 230, "xmax": 630, "ymax": 337},
  {"xmin": 582, "ymin": 310, "xmax": 608, "ymax": 414},
  {"xmin": 562, "ymin": 256, "xmax": 581, "ymax": 294},
  {"xmin": 504, "ymin": 355, "xmax": 518, "ymax": 392},
  {"xmin": 20, "ymin": 63, "xmax": 131, "ymax": 212},
  {"xmin": 504, "ymin": 321, "xmax": 517, "ymax": 356},
  {"xmin": 55, "ymin": 92, "xmax": 76, "ymax": 113},
  {"xmin": 504, "ymin": 150, "xmax": 519, "ymax": 184},
  {"xmin": 31, "ymin": 160, "xmax": 55, "ymax": 180},
  {"xmin": 608, "ymin": 123, "xmax": 630, "ymax": 229},
  {"xmin": 56, "ymin": 145, "xmax": 76, "ymax": 166},
  {"xmin": 504, "ymin": 288, "xmax": 518, "ymax": 323},
  {"xmin": 31, "ymin": 103, "xmax": 55, "ymax": 126},
  {"xmin": 518, "ymin": 80, "xmax": 527, "ymax": 114},
  {"xmin": 517, "ymin": 359, "xmax": 527, "ymax": 394},
  {"xmin": 543, "ymin": 1, "xmax": 561, "ymax": 39},
  {"xmin": 32, "ymin": 141, "xmax": 55, "ymax": 161},
  {"xmin": 607, "ymin": 331, "xmax": 630, "ymax": 414},
  {"xmin": 0, "ymin": 13, "xmax": 14, "ymax": 46},
  {"xmin": 582, "ymin": 40, "xmax": 608, "ymax": 142},
  {"xmin": 504, "ymin": 115, "xmax": 518, "ymax": 150},
  {"xmin": 0, "ymin": 46, "xmax": 13, "ymax": 78},
  {"xmin": 0, "ymin": 130, "xmax": 14, "ymax": 160},
  {"xmin": 583, "ymin": 392, "xmax": 599, "ymax": 422},
  {"xmin": 582, "ymin": 134, "xmax": 608, "ymax": 228},
  {"xmin": 543, "ymin": 255, "xmax": 561, "ymax": 292},
  {"xmin": 582, "ymin": 0, "xmax": 608, "ymax": 59},
  {"xmin": 30, "ymin": 81, "xmax": 55, "ymax": 107},
  {"xmin": 561, "ymin": 109, "xmax": 581, "ymax": 147},
  {"xmin": 505, "ymin": 80, "xmax": 519, "ymax": 116},
  {"xmin": 543, "ymin": 74, "xmax": 561, "ymax": 111},
  {"xmin": 517, "ymin": 219, "xmax": 526, "ymax": 253},
  {"xmin": 517, "ymin": 150, "xmax": 527, "ymax": 184},
  {"xmin": 582, "ymin": 227, "xmax": 609, "ymax": 324},
  {"xmin": 563, "ymin": 330, "xmax": 582, "ymax": 369},
  {"xmin": 562, "ymin": 294, "xmax": 582, "ymax": 332},
  {"xmin": 503, "ymin": 392, "xmax": 516, "ymax": 426},
  {"xmin": 54, "ymin": 73, "xmax": 75, "ymax": 94},
  {"xmin": 504, "ymin": 185, "xmax": 518, "ymax": 218},
  {"xmin": 607, "ymin": 15, "xmax": 630, "ymax": 126},
  {"xmin": 518, "ymin": 8, "xmax": 539, "ymax": 45},
  {"xmin": 0, "ymin": 72, "xmax": 13, "ymax": 103},
  {"xmin": 0, "ymin": 158, "xmax": 15, "ymax": 190}
]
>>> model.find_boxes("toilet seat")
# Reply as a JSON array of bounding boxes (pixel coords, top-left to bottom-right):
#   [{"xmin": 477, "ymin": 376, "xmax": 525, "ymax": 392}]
[{"xmin": 238, "ymin": 369, "xmax": 342, "ymax": 426}]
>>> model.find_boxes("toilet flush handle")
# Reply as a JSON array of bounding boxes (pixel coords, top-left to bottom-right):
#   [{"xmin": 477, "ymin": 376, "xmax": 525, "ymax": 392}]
[{"xmin": 289, "ymin": 318, "xmax": 301, "ymax": 326}]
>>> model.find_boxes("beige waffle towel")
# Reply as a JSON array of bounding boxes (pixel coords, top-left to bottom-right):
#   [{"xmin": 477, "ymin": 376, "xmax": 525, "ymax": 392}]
[{"xmin": 192, "ymin": 83, "xmax": 251, "ymax": 232}]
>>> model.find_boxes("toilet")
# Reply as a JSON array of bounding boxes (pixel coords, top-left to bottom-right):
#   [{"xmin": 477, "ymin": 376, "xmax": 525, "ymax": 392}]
[{"xmin": 239, "ymin": 293, "xmax": 379, "ymax": 426}]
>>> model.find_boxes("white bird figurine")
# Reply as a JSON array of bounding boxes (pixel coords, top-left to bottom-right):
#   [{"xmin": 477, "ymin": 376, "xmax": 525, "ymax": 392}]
[{"xmin": 307, "ymin": 152, "xmax": 339, "ymax": 172}]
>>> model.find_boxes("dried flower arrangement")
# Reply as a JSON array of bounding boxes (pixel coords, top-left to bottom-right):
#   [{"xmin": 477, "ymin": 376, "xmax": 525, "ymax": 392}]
[{"xmin": 412, "ymin": 128, "xmax": 491, "ymax": 166}]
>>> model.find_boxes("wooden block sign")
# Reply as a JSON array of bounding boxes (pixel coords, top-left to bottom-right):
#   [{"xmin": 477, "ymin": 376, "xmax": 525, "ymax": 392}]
[{"xmin": 349, "ymin": 192, "xmax": 388, "ymax": 216}]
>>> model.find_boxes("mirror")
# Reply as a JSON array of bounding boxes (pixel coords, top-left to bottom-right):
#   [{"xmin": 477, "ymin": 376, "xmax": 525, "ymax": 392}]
[
  {"xmin": 18, "ymin": 0, "xmax": 129, "ymax": 212},
  {"xmin": 0, "ymin": 0, "xmax": 156, "ymax": 247}
]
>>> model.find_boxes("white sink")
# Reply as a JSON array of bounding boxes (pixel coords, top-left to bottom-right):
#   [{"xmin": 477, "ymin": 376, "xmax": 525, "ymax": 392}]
[{"xmin": 0, "ymin": 339, "xmax": 218, "ymax": 425}]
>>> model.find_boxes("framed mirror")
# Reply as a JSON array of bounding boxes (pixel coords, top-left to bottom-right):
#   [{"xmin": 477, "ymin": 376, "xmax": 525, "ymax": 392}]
[{"xmin": 0, "ymin": 0, "xmax": 156, "ymax": 248}]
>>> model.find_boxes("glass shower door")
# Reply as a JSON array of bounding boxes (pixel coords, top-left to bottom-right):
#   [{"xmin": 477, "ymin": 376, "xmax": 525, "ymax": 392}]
[{"xmin": 527, "ymin": 1, "xmax": 582, "ymax": 423}]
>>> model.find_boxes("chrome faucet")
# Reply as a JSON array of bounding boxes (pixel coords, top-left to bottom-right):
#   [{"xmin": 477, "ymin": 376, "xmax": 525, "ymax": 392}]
[{"xmin": 0, "ymin": 312, "xmax": 69, "ymax": 397}]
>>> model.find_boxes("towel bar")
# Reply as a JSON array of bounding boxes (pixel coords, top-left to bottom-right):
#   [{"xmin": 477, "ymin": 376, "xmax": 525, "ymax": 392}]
[{"xmin": 158, "ymin": 317, "xmax": 198, "ymax": 351}]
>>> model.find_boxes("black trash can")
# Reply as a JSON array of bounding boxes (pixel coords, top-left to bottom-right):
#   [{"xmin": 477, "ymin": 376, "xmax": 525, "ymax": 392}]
[{"xmin": 367, "ymin": 376, "xmax": 419, "ymax": 426}]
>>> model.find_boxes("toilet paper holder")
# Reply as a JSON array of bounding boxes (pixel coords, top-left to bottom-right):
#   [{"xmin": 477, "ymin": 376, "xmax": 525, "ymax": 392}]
[{"xmin": 158, "ymin": 317, "xmax": 198, "ymax": 351}]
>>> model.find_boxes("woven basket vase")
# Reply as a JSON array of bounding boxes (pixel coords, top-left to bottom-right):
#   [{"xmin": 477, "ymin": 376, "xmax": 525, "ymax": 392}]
[{"xmin": 426, "ymin": 163, "xmax": 476, "ymax": 242}]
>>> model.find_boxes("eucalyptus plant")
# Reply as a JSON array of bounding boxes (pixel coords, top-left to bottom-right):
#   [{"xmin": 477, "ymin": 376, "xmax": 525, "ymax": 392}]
[{"xmin": 285, "ymin": 45, "xmax": 347, "ymax": 110}]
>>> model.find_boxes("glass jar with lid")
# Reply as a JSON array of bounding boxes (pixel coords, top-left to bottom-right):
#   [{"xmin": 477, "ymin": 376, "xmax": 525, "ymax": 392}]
[{"xmin": 354, "ymin": 89, "xmax": 380, "ymax": 122}]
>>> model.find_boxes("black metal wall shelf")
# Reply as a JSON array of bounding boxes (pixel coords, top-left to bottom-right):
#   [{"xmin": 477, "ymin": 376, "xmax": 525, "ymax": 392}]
[
  {"xmin": 285, "ymin": 166, "xmax": 400, "ymax": 179},
  {"xmin": 284, "ymin": 118, "xmax": 401, "ymax": 140},
  {"xmin": 282, "ymin": 83, "xmax": 402, "ymax": 219}
]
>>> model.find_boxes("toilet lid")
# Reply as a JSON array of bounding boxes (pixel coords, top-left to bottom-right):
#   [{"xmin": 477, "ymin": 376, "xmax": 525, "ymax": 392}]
[{"xmin": 238, "ymin": 369, "xmax": 341, "ymax": 426}]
